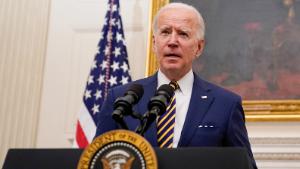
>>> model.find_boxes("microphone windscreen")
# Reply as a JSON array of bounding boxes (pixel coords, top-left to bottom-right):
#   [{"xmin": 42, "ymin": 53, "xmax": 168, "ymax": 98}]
[
  {"xmin": 127, "ymin": 84, "xmax": 144, "ymax": 99},
  {"xmin": 156, "ymin": 84, "xmax": 174, "ymax": 98}
]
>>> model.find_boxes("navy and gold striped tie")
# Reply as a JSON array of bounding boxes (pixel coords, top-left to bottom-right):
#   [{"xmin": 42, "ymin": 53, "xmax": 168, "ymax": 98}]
[{"xmin": 157, "ymin": 81, "xmax": 179, "ymax": 148}]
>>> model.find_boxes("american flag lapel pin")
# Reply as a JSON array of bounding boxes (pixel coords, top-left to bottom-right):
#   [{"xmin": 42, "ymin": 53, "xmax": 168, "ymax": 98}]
[{"xmin": 201, "ymin": 95, "xmax": 208, "ymax": 99}]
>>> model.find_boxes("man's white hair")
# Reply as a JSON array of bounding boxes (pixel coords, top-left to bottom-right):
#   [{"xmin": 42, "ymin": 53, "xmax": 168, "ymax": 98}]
[{"xmin": 152, "ymin": 2, "xmax": 205, "ymax": 40}]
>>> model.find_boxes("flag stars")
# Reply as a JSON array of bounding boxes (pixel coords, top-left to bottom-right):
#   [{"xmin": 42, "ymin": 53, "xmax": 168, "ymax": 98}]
[
  {"xmin": 84, "ymin": 90, "xmax": 92, "ymax": 100},
  {"xmin": 92, "ymin": 104, "xmax": 100, "ymax": 114},
  {"xmin": 116, "ymin": 32, "xmax": 123, "ymax": 42},
  {"xmin": 94, "ymin": 90, "xmax": 102, "ymax": 100},
  {"xmin": 110, "ymin": 18, "xmax": 116, "ymax": 26},
  {"xmin": 116, "ymin": 20, "xmax": 121, "ymax": 29},
  {"xmin": 108, "ymin": 75, "xmax": 117, "ymax": 86},
  {"xmin": 121, "ymin": 76, "xmax": 129, "ymax": 85},
  {"xmin": 112, "ymin": 4, "xmax": 118, "ymax": 12},
  {"xmin": 91, "ymin": 60, "xmax": 97, "ymax": 70},
  {"xmin": 106, "ymin": 3, "xmax": 110, "ymax": 11},
  {"xmin": 96, "ymin": 46, "xmax": 101, "ymax": 54},
  {"xmin": 113, "ymin": 47, "xmax": 121, "ymax": 57},
  {"xmin": 122, "ymin": 40, "xmax": 127, "ymax": 46},
  {"xmin": 121, "ymin": 63, "xmax": 129, "ymax": 72},
  {"xmin": 111, "ymin": 61, "xmax": 120, "ymax": 72},
  {"xmin": 99, "ymin": 31, "xmax": 104, "ymax": 41},
  {"xmin": 98, "ymin": 75, "xmax": 105, "ymax": 85},
  {"xmin": 76, "ymin": 1, "xmax": 132, "ymax": 147},
  {"xmin": 88, "ymin": 75, "xmax": 94, "ymax": 85},
  {"xmin": 100, "ymin": 61, "xmax": 108, "ymax": 70}
]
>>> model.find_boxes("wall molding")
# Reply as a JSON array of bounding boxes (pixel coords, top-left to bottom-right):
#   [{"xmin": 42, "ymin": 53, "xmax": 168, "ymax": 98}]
[
  {"xmin": 250, "ymin": 137, "xmax": 300, "ymax": 161},
  {"xmin": 250, "ymin": 137, "xmax": 300, "ymax": 145},
  {"xmin": 255, "ymin": 153, "xmax": 300, "ymax": 160}
]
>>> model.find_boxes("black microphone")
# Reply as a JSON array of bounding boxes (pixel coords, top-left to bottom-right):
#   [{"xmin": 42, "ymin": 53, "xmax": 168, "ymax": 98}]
[
  {"xmin": 137, "ymin": 84, "xmax": 174, "ymax": 135},
  {"xmin": 112, "ymin": 84, "xmax": 144, "ymax": 129}
]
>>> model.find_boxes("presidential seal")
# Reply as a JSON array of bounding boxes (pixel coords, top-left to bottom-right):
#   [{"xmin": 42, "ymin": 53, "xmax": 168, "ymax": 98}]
[{"xmin": 77, "ymin": 130, "xmax": 158, "ymax": 169}]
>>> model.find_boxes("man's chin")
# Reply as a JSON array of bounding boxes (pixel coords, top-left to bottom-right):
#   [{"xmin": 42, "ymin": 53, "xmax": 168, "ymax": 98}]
[
  {"xmin": 160, "ymin": 66, "xmax": 182, "ymax": 74},
  {"xmin": 161, "ymin": 62, "xmax": 182, "ymax": 69}
]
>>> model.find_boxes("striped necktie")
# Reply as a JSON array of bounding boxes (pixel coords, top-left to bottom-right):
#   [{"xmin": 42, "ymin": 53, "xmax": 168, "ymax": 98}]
[{"xmin": 157, "ymin": 81, "xmax": 179, "ymax": 148}]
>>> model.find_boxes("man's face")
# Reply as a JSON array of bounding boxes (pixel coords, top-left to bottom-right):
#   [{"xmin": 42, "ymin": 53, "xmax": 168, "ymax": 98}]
[{"xmin": 153, "ymin": 7, "xmax": 204, "ymax": 79}]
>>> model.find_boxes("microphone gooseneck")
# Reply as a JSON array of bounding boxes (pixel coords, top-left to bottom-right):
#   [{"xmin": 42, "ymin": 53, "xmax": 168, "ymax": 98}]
[{"xmin": 137, "ymin": 84, "xmax": 174, "ymax": 135}]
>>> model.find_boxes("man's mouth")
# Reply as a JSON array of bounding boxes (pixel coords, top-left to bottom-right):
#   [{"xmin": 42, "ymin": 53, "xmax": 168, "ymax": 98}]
[{"xmin": 165, "ymin": 53, "xmax": 181, "ymax": 58}]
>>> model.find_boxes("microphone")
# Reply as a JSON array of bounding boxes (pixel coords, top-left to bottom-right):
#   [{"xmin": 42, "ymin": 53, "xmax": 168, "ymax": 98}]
[
  {"xmin": 137, "ymin": 84, "xmax": 174, "ymax": 135},
  {"xmin": 112, "ymin": 84, "xmax": 144, "ymax": 129}
]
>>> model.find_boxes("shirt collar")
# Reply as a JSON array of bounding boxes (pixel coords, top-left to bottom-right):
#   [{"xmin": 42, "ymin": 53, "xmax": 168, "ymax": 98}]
[{"xmin": 157, "ymin": 69, "xmax": 194, "ymax": 95}]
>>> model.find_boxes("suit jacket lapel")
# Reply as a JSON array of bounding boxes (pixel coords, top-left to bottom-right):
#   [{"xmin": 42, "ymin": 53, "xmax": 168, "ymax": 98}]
[{"xmin": 178, "ymin": 74, "xmax": 214, "ymax": 147}]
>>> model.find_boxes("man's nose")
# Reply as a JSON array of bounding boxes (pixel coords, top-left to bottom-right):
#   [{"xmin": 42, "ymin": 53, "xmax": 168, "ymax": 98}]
[{"xmin": 167, "ymin": 32, "xmax": 178, "ymax": 48}]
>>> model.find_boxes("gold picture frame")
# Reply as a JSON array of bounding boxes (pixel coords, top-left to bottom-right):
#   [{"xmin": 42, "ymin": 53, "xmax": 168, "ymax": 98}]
[{"xmin": 145, "ymin": 0, "xmax": 300, "ymax": 122}]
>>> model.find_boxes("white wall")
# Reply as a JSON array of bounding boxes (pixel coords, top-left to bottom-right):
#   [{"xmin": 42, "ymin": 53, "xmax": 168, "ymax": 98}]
[{"xmin": 0, "ymin": 0, "xmax": 50, "ymax": 166}]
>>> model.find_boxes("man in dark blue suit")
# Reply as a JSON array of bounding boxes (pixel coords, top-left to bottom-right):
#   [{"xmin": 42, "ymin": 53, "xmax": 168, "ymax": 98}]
[{"xmin": 95, "ymin": 2, "xmax": 257, "ymax": 169}]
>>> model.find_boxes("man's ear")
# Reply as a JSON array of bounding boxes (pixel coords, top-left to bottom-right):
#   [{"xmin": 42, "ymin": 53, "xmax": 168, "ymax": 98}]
[{"xmin": 196, "ymin": 39, "xmax": 205, "ymax": 57}]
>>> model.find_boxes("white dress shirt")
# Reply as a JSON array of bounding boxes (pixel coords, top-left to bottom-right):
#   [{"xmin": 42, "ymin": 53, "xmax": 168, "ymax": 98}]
[{"xmin": 157, "ymin": 69, "xmax": 194, "ymax": 148}]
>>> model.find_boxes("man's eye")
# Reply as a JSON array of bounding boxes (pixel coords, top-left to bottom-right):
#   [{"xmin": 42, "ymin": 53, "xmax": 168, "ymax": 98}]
[
  {"xmin": 179, "ymin": 32, "xmax": 188, "ymax": 37},
  {"xmin": 161, "ymin": 30, "xmax": 170, "ymax": 35}
]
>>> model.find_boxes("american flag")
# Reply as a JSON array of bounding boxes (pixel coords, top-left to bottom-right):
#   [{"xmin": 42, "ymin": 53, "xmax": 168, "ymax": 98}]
[{"xmin": 75, "ymin": 0, "xmax": 131, "ymax": 148}]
